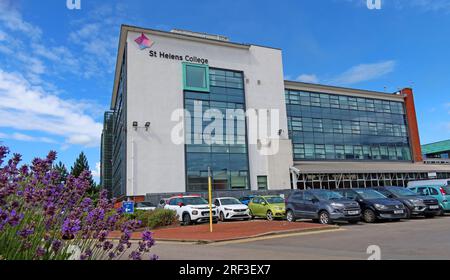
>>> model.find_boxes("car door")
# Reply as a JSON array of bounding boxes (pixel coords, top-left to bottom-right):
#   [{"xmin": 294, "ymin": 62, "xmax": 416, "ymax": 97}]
[
  {"xmin": 302, "ymin": 192, "xmax": 317, "ymax": 218},
  {"xmin": 260, "ymin": 198, "xmax": 270, "ymax": 214},
  {"xmin": 250, "ymin": 197, "xmax": 261, "ymax": 216},
  {"xmin": 290, "ymin": 192, "xmax": 304, "ymax": 216}
]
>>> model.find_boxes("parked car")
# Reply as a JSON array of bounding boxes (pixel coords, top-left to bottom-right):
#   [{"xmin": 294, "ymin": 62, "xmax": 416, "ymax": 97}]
[
  {"xmin": 285, "ymin": 189, "xmax": 361, "ymax": 225},
  {"xmin": 164, "ymin": 195, "xmax": 219, "ymax": 225},
  {"xmin": 373, "ymin": 186, "xmax": 441, "ymax": 218},
  {"xmin": 407, "ymin": 184, "xmax": 450, "ymax": 216},
  {"xmin": 248, "ymin": 195, "xmax": 285, "ymax": 220},
  {"xmin": 157, "ymin": 198, "xmax": 170, "ymax": 209},
  {"xmin": 134, "ymin": 201, "xmax": 156, "ymax": 211},
  {"xmin": 335, "ymin": 188, "xmax": 406, "ymax": 223},
  {"xmin": 239, "ymin": 195, "xmax": 255, "ymax": 206},
  {"xmin": 214, "ymin": 197, "xmax": 251, "ymax": 221},
  {"xmin": 408, "ymin": 179, "xmax": 450, "ymax": 215}
]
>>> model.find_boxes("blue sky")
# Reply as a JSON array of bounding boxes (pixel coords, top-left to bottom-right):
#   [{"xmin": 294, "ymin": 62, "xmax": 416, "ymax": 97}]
[{"xmin": 0, "ymin": 0, "xmax": 449, "ymax": 179}]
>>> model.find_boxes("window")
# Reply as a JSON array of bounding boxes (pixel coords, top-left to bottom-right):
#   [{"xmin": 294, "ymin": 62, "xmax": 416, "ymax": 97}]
[
  {"xmin": 257, "ymin": 176, "xmax": 268, "ymax": 190},
  {"xmin": 183, "ymin": 63, "xmax": 210, "ymax": 92}
]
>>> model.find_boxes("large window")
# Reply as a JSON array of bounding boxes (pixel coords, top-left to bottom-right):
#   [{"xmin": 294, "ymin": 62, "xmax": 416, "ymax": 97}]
[
  {"xmin": 286, "ymin": 89, "xmax": 412, "ymax": 161},
  {"xmin": 184, "ymin": 68, "xmax": 249, "ymax": 191},
  {"xmin": 183, "ymin": 63, "xmax": 210, "ymax": 92}
]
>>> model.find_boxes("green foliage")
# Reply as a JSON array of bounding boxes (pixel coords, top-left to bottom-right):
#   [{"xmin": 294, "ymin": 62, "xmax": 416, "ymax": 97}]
[
  {"xmin": 53, "ymin": 161, "xmax": 68, "ymax": 183},
  {"xmin": 134, "ymin": 209, "xmax": 178, "ymax": 229}
]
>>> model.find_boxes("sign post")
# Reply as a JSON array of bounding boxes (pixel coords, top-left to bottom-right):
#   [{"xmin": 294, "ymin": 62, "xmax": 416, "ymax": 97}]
[
  {"xmin": 122, "ymin": 201, "xmax": 135, "ymax": 214},
  {"xmin": 208, "ymin": 167, "xmax": 213, "ymax": 233}
]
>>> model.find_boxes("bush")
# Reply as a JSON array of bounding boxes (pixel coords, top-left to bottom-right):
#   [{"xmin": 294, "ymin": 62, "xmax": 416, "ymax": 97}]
[
  {"xmin": 134, "ymin": 209, "xmax": 178, "ymax": 229},
  {"xmin": 0, "ymin": 146, "xmax": 157, "ymax": 260}
]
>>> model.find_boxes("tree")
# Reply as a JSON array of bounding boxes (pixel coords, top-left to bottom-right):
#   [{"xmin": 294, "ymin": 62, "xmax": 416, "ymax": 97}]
[
  {"xmin": 53, "ymin": 161, "xmax": 68, "ymax": 183},
  {"xmin": 71, "ymin": 152, "xmax": 98, "ymax": 200}
]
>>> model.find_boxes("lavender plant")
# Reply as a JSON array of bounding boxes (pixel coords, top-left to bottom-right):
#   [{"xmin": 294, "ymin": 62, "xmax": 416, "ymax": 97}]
[{"xmin": 0, "ymin": 146, "xmax": 157, "ymax": 260}]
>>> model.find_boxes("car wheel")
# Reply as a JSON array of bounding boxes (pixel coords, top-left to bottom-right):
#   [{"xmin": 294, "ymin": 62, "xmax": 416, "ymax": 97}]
[
  {"xmin": 405, "ymin": 207, "xmax": 412, "ymax": 219},
  {"xmin": 437, "ymin": 209, "xmax": 445, "ymax": 216},
  {"xmin": 219, "ymin": 211, "xmax": 225, "ymax": 222},
  {"xmin": 266, "ymin": 210, "xmax": 274, "ymax": 221},
  {"xmin": 318, "ymin": 211, "xmax": 332, "ymax": 225},
  {"xmin": 286, "ymin": 210, "xmax": 296, "ymax": 222},
  {"xmin": 182, "ymin": 213, "xmax": 192, "ymax": 226},
  {"xmin": 363, "ymin": 209, "xmax": 376, "ymax": 223}
]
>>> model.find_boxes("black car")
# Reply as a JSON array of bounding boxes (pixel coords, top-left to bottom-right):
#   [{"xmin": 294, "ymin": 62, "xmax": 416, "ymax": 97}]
[
  {"xmin": 335, "ymin": 188, "xmax": 406, "ymax": 223},
  {"xmin": 373, "ymin": 186, "xmax": 440, "ymax": 218}
]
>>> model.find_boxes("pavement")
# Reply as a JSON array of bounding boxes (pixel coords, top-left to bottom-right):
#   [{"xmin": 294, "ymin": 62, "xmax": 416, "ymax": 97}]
[
  {"xmin": 109, "ymin": 220, "xmax": 336, "ymax": 243},
  {"xmin": 141, "ymin": 215, "xmax": 450, "ymax": 260}
]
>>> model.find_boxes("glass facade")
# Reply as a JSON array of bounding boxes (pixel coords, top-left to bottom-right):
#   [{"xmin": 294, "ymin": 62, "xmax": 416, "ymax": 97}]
[
  {"xmin": 111, "ymin": 52, "xmax": 127, "ymax": 198},
  {"xmin": 184, "ymin": 68, "xmax": 250, "ymax": 191},
  {"xmin": 285, "ymin": 89, "xmax": 412, "ymax": 161}
]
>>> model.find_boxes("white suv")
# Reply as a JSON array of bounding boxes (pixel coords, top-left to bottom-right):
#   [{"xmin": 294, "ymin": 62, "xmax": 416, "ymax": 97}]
[
  {"xmin": 214, "ymin": 197, "xmax": 251, "ymax": 221},
  {"xmin": 164, "ymin": 196, "xmax": 219, "ymax": 225}
]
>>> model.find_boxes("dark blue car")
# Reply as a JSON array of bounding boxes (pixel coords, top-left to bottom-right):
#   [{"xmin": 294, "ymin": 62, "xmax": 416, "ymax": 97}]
[{"xmin": 335, "ymin": 188, "xmax": 406, "ymax": 223}]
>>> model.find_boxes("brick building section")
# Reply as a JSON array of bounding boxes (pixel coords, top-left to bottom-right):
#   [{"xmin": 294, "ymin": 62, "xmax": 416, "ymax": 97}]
[{"xmin": 402, "ymin": 88, "xmax": 423, "ymax": 162}]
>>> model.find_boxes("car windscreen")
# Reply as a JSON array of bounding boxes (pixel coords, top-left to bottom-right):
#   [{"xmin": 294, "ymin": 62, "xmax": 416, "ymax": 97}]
[
  {"xmin": 220, "ymin": 198, "xmax": 242, "ymax": 205},
  {"xmin": 388, "ymin": 187, "xmax": 418, "ymax": 197},
  {"xmin": 183, "ymin": 197, "xmax": 209, "ymax": 205},
  {"xmin": 311, "ymin": 190, "xmax": 343, "ymax": 200},
  {"xmin": 355, "ymin": 189, "xmax": 386, "ymax": 200},
  {"xmin": 265, "ymin": 197, "xmax": 284, "ymax": 204}
]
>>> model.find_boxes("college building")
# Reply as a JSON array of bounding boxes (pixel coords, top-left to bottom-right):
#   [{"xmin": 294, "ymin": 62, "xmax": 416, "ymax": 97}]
[{"xmin": 100, "ymin": 25, "xmax": 450, "ymax": 201}]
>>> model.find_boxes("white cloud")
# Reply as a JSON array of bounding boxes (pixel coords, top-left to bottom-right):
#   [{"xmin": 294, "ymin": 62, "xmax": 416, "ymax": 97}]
[
  {"xmin": 0, "ymin": 70, "xmax": 102, "ymax": 147},
  {"xmin": 296, "ymin": 74, "xmax": 319, "ymax": 84},
  {"xmin": 0, "ymin": 0, "xmax": 42, "ymax": 40},
  {"xmin": 331, "ymin": 60, "xmax": 396, "ymax": 85},
  {"xmin": 91, "ymin": 162, "xmax": 101, "ymax": 178},
  {"xmin": 0, "ymin": 132, "xmax": 56, "ymax": 144}
]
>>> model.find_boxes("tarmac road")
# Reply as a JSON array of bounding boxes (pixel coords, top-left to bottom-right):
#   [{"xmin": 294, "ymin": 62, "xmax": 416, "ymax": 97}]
[{"xmin": 146, "ymin": 215, "xmax": 450, "ymax": 260}]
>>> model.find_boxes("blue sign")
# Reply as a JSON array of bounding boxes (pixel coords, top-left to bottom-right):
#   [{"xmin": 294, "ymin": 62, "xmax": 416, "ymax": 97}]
[{"xmin": 122, "ymin": 201, "xmax": 134, "ymax": 214}]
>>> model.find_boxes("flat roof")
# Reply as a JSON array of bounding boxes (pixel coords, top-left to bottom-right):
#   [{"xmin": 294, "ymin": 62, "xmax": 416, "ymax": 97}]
[
  {"xmin": 284, "ymin": 80, "xmax": 406, "ymax": 102},
  {"xmin": 293, "ymin": 161, "xmax": 450, "ymax": 174},
  {"xmin": 422, "ymin": 139, "xmax": 450, "ymax": 155}
]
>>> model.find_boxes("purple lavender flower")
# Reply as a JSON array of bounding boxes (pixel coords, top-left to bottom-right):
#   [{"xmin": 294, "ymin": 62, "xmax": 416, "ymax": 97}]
[
  {"xmin": 51, "ymin": 239, "xmax": 62, "ymax": 252},
  {"xmin": 8, "ymin": 210, "xmax": 24, "ymax": 226},
  {"xmin": 35, "ymin": 247, "xmax": 46, "ymax": 258},
  {"xmin": 129, "ymin": 251, "xmax": 141, "ymax": 260},
  {"xmin": 62, "ymin": 218, "xmax": 81, "ymax": 236},
  {"xmin": 17, "ymin": 226, "xmax": 34, "ymax": 239}
]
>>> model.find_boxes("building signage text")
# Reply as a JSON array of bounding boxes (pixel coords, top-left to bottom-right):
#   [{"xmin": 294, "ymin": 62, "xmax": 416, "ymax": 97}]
[{"xmin": 149, "ymin": 50, "xmax": 209, "ymax": 65}]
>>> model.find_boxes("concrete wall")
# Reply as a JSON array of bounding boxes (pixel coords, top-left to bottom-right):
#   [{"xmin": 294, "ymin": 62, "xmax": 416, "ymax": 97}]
[{"xmin": 125, "ymin": 30, "xmax": 292, "ymax": 196}]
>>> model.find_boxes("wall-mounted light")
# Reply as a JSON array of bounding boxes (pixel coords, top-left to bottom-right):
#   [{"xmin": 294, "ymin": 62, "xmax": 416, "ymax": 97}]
[
  {"xmin": 145, "ymin": 122, "xmax": 151, "ymax": 131},
  {"xmin": 132, "ymin": 121, "xmax": 138, "ymax": 130}
]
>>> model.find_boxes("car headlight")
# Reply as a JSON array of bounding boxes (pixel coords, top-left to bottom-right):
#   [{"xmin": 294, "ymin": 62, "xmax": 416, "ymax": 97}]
[
  {"xmin": 408, "ymin": 199, "xmax": 423, "ymax": 205},
  {"xmin": 374, "ymin": 204, "xmax": 387, "ymax": 210},
  {"xmin": 330, "ymin": 203, "xmax": 345, "ymax": 209},
  {"xmin": 192, "ymin": 210, "xmax": 198, "ymax": 215}
]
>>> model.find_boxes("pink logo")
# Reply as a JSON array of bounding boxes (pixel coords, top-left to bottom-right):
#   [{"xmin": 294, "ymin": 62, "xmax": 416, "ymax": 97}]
[{"xmin": 134, "ymin": 33, "xmax": 154, "ymax": 50}]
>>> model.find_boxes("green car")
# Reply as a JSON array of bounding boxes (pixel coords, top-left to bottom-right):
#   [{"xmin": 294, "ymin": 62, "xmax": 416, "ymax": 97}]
[{"xmin": 248, "ymin": 195, "xmax": 286, "ymax": 220}]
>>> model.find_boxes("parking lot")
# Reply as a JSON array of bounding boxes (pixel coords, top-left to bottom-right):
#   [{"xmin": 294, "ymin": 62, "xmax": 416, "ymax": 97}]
[{"xmin": 145, "ymin": 216, "xmax": 450, "ymax": 260}]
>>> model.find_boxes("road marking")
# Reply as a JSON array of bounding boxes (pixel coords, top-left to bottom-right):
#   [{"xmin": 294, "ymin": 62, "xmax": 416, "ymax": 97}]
[{"xmin": 207, "ymin": 228, "xmax": 346, "ymax": 246}]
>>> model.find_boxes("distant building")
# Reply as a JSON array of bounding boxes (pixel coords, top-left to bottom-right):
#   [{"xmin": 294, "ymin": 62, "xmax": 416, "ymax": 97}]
[
  {"xmin": 422, "ymin": 139, "xmax": 450, "ymax": 159},
  {"xmin": 100, "ymin": 111, "xmax": 114, "ymax": 196}
]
